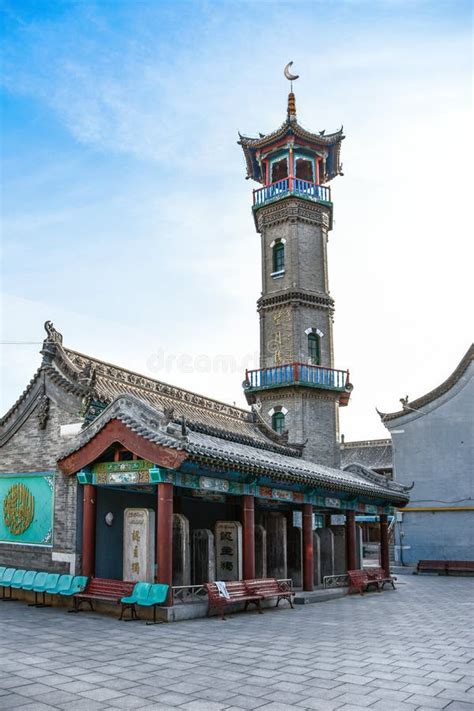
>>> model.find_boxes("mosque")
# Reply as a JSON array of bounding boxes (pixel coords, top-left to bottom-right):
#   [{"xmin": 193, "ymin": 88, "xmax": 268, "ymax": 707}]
[{"xmin": 0, "ymin": 68, "xmax": 410, "ymax": 612}]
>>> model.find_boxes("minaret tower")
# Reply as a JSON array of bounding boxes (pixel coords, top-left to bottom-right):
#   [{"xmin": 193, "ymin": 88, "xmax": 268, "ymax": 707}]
[{"xmin": 240, "ymin": 64, "xmax": 352, "ymax": 467}]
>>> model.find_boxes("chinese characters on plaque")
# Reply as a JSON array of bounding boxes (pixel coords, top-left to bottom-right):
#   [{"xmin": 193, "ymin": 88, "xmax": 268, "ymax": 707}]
[
  {"xmin": 214, "ymin": 521, "xmax": 242, "ymax": 582},
  {"xmin": 123, "ymin": 508, "xmax": 155, "ymax": 582}
]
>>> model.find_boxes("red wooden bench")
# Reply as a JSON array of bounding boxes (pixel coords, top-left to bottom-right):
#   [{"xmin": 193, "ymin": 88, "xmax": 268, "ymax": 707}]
[
  {"xmin": 416, "ymin": 560, "xmax": 448, "ymax": 575},
  {"xmin": 205, "ymin": 581, "xmax": 263, "ymax": 620},
  {"xmin": 446, "ymin": 561, "xmax": 474, "ymax": 575},
  {"xmin": 70, "ymin": 578, "xmax": 135, "ymax": 612},
  {"xmin": 417, "ymin": 560, "xmax": 474, "ymax": 575},
  {"xmin": 245, "ymin": 578, "xmax": 295, "ymax": 608},
  {"xmin": 348, "ymin": 569, "xmax": 381, "ymax": 595},
  {"xmin": 365, "ymin": 567, "xmax": 396, "ymax": 590}
]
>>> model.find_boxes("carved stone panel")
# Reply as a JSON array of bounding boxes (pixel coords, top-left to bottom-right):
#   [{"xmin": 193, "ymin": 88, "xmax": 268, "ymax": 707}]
[
  {"xmin": 191, "ymin": 528, "xmax": 216, "ymax": 585},
  {"xmin": 215, "ymin": 521, "xmax": 242, "ymax": 582},
  {"xmin": 173, "ymin": 513, "xmax": 190, "ymax": 587}
]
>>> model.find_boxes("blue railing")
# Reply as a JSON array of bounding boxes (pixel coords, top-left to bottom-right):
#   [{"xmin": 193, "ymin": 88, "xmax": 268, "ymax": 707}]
[
  {"xmin": 253, "ymin": 179, "xmax": 289, "ymax": 206},
  {"xmin": 253, "ymin": 179, "xmax": 331, "ymax": 207},
  {"xmin": 245, "ymin": 362, "xmax": 348, "ymax": 391}
]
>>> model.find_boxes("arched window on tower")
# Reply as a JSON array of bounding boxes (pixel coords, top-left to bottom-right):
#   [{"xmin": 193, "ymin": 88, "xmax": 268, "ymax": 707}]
[
  {"xmin": 272, "ymin": 241, "xmax": 285, "ymax": 273},
  {"xmin": 308, "ymin": 332, "xmax": 321, "ymax": 365},
  {"xmin": 271, "ymin": 157, "xmax": 288, "ymax": 183},
  {"xmin": 271, "ymin": 411, "xmax": 285, "ymax": 435},
  {"xmin": 295, "ymin": 156, "xmax": 314, "ymax": 182}
]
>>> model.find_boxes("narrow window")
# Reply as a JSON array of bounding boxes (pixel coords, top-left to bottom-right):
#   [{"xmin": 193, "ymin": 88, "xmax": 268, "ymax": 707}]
[
  {"xmin": 273, "ymin": 241, "xmax": 285, "ymax": 273},
  {"xmin": 271, "ymin": 158, "xmax": 288, "ymax": 183},
  {"xmin": 295, "ymin": 157, "xmax": 314, "ymax": 182},
  {"xmin": 308, "ymin": 332, "xmax": 320, "ymax": 365},
  {"xmin": 272, "ymin": 411, "xmax": 285, "ymax": 435}
]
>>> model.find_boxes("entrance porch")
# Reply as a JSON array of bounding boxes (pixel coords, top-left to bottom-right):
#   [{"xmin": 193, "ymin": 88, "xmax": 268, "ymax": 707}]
[{"xmin": 56, "ymin": 396, "xmax": 406, "ymax": 620}]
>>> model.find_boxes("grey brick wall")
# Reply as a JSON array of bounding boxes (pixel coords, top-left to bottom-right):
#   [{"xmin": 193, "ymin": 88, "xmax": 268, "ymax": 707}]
[
  {"xmin": 254, "ymin": 197, "xmax": 341, "ymax": 467},
  {"xmin": 0, "ymin": 388, "xmax": 82, "ymax": 572}
]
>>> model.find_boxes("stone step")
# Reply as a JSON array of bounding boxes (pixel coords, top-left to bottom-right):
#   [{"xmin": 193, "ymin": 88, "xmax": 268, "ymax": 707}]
[{"xmin": 293, "ymin": 588, "xmax": 348, "ymax": 605}]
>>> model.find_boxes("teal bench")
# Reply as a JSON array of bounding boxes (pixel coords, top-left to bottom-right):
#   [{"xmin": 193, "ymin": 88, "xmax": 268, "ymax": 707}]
[
  {"xmin": 0, "ymin": 568, "xmax": 16, "ymax": 600},
  {"xmin": 29, "ymin": 572, "xmax": 60, "ymax": 607},
  {"xmin": 120, "ymin": 582, "xmax": 169, "ymax": 624},
  {"xmin": 0, "ymin": 568, "xmax": 89, "ymax": 607}
]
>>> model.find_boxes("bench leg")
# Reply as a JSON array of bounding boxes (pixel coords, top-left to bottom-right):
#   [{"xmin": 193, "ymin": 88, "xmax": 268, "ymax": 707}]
[
  {"xmin": 277, "ymin": 595, "xmax": 294, "ymax": 609},
  {"xmin": 68, "ymin": 597, "xmax": 81, "ymax": 613},
  {"xmin": 146, "ymin": 605, "xmax": 162, "ymax": 625},
  {"xmin": 256, "ymin": 599, "xmax": 263, "ymax": 615}
]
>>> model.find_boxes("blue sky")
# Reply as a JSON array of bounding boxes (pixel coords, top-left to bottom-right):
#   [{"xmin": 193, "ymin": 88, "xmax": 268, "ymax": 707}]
[{"xmin": 1, "ymin": 0, "xmax": 472, "ymax": 439}]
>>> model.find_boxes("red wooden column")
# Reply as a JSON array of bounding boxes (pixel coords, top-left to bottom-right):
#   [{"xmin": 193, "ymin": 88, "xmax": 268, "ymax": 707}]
[
  {"xmin": 157, "ymin": 482, "xmax": 173, "ymax": 605},
  {"xmin": 346, "ymin": 510, "xmax": 357, "ymax": 571},
  {"xmin": 82, "ymin": 484, "xmax": 96, "ymax": 577},
  {"xmin": 302, "ymin": 503, "xmax": 314, "ymax": 592},
  {"xmin": 242, "ymin": 494, "xmax": 255, "ymax": 580},
  {"xmin": 380, "ymin": 514, "xmax": 390, "ymax": 576}
]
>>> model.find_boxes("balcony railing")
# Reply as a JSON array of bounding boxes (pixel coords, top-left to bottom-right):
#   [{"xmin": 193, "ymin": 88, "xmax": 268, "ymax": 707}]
[
  {"xmin": 244, "ymin": 362, "xmax": 349, "ymax": 391},
  {"xmin": 253, "ymin": 178, "xmax": 331, "ymax": 208}
]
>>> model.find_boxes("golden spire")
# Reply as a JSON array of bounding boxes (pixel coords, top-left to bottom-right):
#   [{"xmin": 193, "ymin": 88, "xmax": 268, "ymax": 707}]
[{"xmin": 287, "ymin": 91, "xmax": 296, "ymax": 119}]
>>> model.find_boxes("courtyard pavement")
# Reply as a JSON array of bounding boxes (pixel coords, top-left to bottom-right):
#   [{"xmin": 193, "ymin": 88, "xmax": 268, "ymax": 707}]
[{"xmin": 0, "ymin": 575, "xmax": 473, "ymax": 711}]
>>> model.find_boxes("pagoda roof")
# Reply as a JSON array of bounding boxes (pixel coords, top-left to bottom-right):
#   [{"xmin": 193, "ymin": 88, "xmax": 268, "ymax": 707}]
[{"xmin": 238, "ymin": 106, "xmax": 344, "ymax": 184}]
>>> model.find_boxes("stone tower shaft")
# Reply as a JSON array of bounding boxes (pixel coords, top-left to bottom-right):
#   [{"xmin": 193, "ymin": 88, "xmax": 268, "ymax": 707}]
[{"xmin": 239, "ymin": 88, "xmax": 352, "ymax": 467}]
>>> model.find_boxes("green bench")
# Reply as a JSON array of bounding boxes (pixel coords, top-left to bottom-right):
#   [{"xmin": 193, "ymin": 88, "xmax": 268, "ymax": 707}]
[
  {"xmin": 0, "ymin": 567, "xmax": 88, "ymax": 605},
  {"xmin": 120, "ymin": 582, "xmax": 169, "ymax": 624}
]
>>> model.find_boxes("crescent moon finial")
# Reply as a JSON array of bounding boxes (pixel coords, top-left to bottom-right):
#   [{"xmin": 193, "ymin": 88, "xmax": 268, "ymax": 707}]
[{"xmin": 284, "ymin": 61, "xmax": 299, "ymax": 82}]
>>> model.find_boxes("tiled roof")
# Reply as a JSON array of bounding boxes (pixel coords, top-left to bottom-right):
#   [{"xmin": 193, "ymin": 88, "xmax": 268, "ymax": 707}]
[
  {"xmin": 59, "ymin": 394, "xmax": 411, "ymax": 505},
  {"xmin": 238, "ymin": 105, "xmax": 344, "ymax": 185},
  {"xmin": 0, "ymin": 321, "xmax": 298, "ymax": 457},
  {"xmin": 378, "ymin": 345, "xmax": 474, "ymax": 422},
  {"xmin": 340, "ymin": 439, "xmax": 393, "ymax": 471}
]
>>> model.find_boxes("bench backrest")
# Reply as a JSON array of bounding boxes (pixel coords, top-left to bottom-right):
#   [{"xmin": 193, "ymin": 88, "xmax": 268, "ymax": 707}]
[
  {"xmin": 21, "ymin": 570, "xmax": 37, "ymax": 588},
  {"xmin": 11, "ymin": 569, "xmax": 26, "ymax": 586},
  {"xmin": 348, "ymin": 569, "xmax": 369, "ymax": 583},
  {"xmin": 69, "ymin": 576, "xmax": 88, "ymax": 594},
  {"xmin": 365, "ymin": 567, "xmax": 385, "ymax": 578},
  {"xmin": 1, "ymin": 568, "xmax": 15, "ymax": 584},
  {"xmin": 447, "ymin": 561, "xmax": 474, "ymax": 568},
  {"xmin": 245, "ymin": 578, "xmax": 281, "ymax": 595},
  {"xmin": 0, "ymin": 567, "xmax": 6, "ymax": 581},
  {"xmin": 205, "ymin": 581, "xmax": 249, "ymax": 602},
  {"xmin": 32, "ymin": 571, "xmax": 48, "ymax": 589},
  {"xmin": 52, "ymin": 575, "xmax": 74, "ymax": 594},
  {"xmin": 149, "ymin": 584, "xmax": 169, "ymax": 604},
  {"xmin": 418, "ymin": 560, "xmax": 446, "ymax": 569},
  {"xmin": 83, "ymin": 577, "xmax": 134, "ymax": 598},
  {"xmin": 45, "ymin": 573, "xmax": 60, "ymax": 589},
  {"xmin": 131, "ymin": 582, "xmax": 152, "ymax": 603}
]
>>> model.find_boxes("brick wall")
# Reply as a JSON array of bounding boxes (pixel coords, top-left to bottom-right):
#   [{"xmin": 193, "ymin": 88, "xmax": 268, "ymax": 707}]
[{"xmin": 0, "ymin": 390, "xmax": 82, "ymax": 572}]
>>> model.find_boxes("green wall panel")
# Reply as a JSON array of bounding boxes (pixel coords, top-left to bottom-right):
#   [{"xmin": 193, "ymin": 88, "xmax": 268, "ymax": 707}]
[{"xmin": 0, "ymin": 472, "xmax": 54, "ymax": 546}]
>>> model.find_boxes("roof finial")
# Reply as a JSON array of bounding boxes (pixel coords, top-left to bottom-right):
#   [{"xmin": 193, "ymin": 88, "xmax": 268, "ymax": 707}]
[{"xmin": 284, "ymin": 61, "xmax": 299, "ymax": 120}]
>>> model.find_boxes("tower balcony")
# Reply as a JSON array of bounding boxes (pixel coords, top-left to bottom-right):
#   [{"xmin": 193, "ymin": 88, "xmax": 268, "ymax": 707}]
[
  {"xmin": 253, "ymin": 178, "xmax": 331, "ymax": 209},
  {"xmin": 244, "ymin": 362, "xmax": 352, "ymax": 406}
]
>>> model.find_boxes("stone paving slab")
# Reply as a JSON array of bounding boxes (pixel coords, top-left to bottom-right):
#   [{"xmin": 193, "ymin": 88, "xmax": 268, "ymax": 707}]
[{"xmin": 0, "ymin": 576, "xmax": 473, "ymax": 710}]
